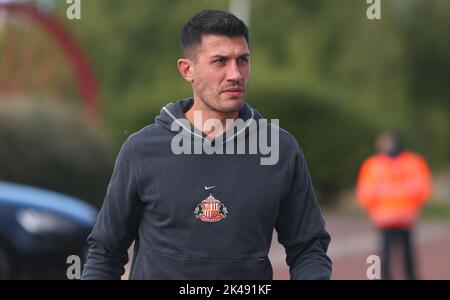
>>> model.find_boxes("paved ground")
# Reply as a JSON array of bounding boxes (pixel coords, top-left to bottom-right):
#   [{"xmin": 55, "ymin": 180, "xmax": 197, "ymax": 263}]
[
  {"xmin": 122, "ymin": 212, "xmax": 450, "ymax": 280},
  {"xmin": 269, "ymin": 212, "xmax": 450, "ymax": 280}
]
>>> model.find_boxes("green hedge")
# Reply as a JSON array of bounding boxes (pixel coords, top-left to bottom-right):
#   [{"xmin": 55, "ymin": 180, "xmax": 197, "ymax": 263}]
[
  {"xmin": 0, "ymin": 100, "xmax": 114, "ymax": 208},
  {"xmin": 250, "ymin": 88, "xmax": 378, "ymax": 205}
]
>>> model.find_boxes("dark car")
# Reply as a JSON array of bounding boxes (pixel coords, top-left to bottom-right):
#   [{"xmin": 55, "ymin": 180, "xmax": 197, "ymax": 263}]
[{"xmin": 0, "ymin": 181, "xmax": 98, "ymax": 279}]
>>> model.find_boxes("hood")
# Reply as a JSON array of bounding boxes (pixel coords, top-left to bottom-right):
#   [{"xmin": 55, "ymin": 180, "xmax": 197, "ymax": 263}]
[{"xmin": 155, "ymin": 98, "xmax": 263, "ymax": 144}]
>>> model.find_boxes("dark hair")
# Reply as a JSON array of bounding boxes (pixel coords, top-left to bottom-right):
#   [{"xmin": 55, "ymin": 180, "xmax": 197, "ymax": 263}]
[
  {"xmin": 375, "ymin": 131, "xmax": 405, "ymax": 157},
  {"xmin": 180, "ymin": 9, "xmax": 249, "ymax": 56}
]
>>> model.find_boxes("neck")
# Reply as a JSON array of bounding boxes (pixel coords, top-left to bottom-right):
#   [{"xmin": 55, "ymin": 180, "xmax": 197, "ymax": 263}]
[{"xmin": 185, "ymin": 97, "xmax": 239, "ymax": 138}]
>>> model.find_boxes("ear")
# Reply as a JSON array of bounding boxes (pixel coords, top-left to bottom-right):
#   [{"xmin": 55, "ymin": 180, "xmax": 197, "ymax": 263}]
[{"xmin": 177, "ymin": 58, "xmax": 195, "ymax": 83}]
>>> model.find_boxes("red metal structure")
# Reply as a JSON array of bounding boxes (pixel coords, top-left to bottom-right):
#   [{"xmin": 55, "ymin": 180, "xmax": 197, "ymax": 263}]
[{"xmin": 0, "ymin": 3, "xmax": 100, "ymax": 120}]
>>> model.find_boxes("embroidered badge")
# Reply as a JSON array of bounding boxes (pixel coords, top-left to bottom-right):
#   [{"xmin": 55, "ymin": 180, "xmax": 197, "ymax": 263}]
[{"xmin": 194, "ymin": 193, "xmax": 228, "ymax": 222}]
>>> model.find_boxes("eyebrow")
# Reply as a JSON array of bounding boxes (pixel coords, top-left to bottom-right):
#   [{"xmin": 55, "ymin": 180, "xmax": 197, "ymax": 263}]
[{"xmin": 211, "ymin": 53, "xmax": 250, "ymax": 59}]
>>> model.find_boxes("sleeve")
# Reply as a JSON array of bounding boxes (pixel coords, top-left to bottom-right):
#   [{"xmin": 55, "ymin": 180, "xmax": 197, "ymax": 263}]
[
  {"xmin": 355, "ymin": 158, "xmax": 377, "ymax": 210},
  {"xmin": 81, "ymin": 138, "xmax": 144, "ymax": 280},
  {"xmin": 275, "ymin": 140, "xmax": 332, "ymax": 280},
  {"xmin": 403, "ymin": 155, "xmax": 432, "ymax": 205}
]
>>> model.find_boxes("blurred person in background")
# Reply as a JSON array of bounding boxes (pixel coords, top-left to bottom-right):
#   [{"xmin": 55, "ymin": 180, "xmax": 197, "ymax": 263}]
[{"xmin": 356, "ymin": 131, "xmax": 432, "ymax": 280}]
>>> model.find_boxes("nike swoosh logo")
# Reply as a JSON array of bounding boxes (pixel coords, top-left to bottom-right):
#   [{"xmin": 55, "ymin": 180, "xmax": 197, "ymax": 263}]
[{"xmin": 204, "ymin": 186, "xmax": 216, "ymax": 190}]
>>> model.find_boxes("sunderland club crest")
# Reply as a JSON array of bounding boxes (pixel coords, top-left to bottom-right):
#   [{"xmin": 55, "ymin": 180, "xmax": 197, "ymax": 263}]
[{"xmin": 194, "ymin": 194, "xmax": 228, "ymax": 222}]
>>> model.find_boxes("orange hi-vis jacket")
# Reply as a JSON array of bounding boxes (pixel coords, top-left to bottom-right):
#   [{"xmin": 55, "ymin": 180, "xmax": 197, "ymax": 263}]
[{"xmin": 356, "ymin": 151, "xmax": 432, "ymax": 229}]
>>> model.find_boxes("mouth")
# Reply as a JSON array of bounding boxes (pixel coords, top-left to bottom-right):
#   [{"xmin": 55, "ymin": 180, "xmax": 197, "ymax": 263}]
[{"xmin": 221, "ymin": 87, "xmax": 244, "ymax": 97}]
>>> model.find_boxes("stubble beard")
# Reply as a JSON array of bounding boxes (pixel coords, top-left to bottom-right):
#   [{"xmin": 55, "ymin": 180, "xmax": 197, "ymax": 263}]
[{"xmin": 196, "ymin": 83, "xmax": 247, "ymax": 114}]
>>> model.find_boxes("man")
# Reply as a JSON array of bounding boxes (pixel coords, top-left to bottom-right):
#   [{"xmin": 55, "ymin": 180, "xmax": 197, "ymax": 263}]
[
  {"xmin": 82, "ymin": 9, "xmax": 331, "ymax": 280},
  {"xmin": 356, "ymin": 132, "xmax": 432, "ymax": 280}
]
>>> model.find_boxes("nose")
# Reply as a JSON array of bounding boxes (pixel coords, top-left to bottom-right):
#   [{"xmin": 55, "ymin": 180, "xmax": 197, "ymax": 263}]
[{"xmin": 226, "ymin": 61, "xmax": 243, "ymax": 82}]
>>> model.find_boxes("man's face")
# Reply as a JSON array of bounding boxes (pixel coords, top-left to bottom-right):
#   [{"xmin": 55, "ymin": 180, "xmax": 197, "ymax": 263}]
[
  {"xmin": 190, "ymin": 34, "xmax": 250, "ymax": 113},
  {"xmin": 376, "ymin": 133, "xmax": 395, "ymax": 154}
]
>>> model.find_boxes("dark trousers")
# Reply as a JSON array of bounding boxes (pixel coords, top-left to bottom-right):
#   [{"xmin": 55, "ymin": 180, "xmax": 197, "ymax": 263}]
[{"xmin": 381, "ymin": 228, "xmax": 416, "ymax": 280}]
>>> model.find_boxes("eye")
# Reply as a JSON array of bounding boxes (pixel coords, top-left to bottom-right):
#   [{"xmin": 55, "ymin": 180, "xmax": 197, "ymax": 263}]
[
  {"xmin": 213, "ymin": 57, "xmax": 226, "ymax": 64},
  {"xmin": 238, "ymin": 56, "xmax": 249, "ymax": 63}
]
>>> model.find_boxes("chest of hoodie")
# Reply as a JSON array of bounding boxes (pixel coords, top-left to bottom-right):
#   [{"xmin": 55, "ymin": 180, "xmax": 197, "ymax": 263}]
[{"xmin": 133, "ymin": 149, "xmax": 290, "ymax": 257}]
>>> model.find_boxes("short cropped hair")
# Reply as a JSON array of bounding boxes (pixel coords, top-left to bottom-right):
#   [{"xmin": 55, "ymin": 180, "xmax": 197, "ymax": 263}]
[{"xmin": 180, "ymin": 9, "xmax": 249, "ymax": 57}]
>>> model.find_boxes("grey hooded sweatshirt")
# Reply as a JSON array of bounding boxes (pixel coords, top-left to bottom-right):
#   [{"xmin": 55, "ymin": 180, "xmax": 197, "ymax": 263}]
[{"xmin": 81, "ymin": 98, "xmax": 332, "ymax": 280}]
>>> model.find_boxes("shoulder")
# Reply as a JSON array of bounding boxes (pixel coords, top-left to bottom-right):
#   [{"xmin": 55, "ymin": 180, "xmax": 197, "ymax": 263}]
[
  {"xmin": 359, "ymin": 154, "xmax": 386, "ymax": 171},
  {"xmin": 250, "ymin": 105, "xmax": 300, "ymax": 151},
  {"xmin": 125, "ymin": 123, "xmax": 163, "ymax": 148},
  {"xmin": 266, "ymin": 123, "xmax": 310, "ymax": 170},
  {"xmin": 364, "ymin": 154, "xmax": 384, "ymax": 164},
  {"xmin": 400, "ymin": 150, "xmax": 425, "ymax": 161},
  {"xmin": 268, "ymin": 122, "xmax": 301, "ymax": 152},
  {"xmin": 113, "ymin": 123, "xmax": 165, "ymax": 162},
  {"xmin": 399, "ymin": 151, "xmax": 430, "ymax": 167}
]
